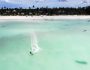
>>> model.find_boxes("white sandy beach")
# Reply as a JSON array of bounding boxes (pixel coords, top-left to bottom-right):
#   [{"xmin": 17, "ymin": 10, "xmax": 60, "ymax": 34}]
[{"xmin": 0, "ymin": 16, "xmax": 90, "ymax": 20}]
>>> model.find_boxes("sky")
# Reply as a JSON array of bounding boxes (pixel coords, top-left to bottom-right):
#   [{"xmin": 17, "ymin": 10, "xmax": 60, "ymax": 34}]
[{"xmin": 0, "ymin": 0, "xmax": 90, "ymax": 8}]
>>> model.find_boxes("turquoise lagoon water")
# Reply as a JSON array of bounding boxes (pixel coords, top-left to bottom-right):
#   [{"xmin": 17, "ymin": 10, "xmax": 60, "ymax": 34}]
[{"xmin": 0, "ymin": 19, "xmax": 90, "ymax": 70}]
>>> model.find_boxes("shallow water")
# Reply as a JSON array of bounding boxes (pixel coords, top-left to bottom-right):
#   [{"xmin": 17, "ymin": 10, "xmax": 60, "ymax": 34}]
[{"xmin": 0, "ymin": 19, "xmax": 90, "ymax": 70}]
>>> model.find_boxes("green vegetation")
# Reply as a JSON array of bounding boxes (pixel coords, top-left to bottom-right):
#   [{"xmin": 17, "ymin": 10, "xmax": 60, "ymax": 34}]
[{"xmin": 0, "ymin": 6, "xmax": 90, "ymax": 15}]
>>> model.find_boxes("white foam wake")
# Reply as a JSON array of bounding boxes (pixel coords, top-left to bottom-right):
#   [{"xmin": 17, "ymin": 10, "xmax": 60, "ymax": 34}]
[{"xmin": 31, "ymin": 32, "xmax": 41, "ymax": 54}]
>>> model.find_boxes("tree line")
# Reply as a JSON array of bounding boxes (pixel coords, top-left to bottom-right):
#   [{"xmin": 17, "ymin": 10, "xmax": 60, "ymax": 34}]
[{"xmin": 0, "ymin": 6, "xmax": 90, "ymax": 16}]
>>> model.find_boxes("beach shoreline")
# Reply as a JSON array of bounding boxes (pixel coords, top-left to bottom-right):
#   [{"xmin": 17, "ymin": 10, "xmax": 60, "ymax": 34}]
[{"xmin": 0, "ymin": 15, "xmax": 90, "ymax": 20}]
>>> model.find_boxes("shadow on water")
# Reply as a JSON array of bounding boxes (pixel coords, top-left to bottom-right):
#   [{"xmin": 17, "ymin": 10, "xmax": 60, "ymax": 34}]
[
  {"xmin": 75, "ymin": 60, "xmax": 88, "ymax": 65},
  {"xmin": 87, "ymin": 20, "xmax": 90, "ymax": 22},
  {"xmin": 0, "ymin": 23, "xmax": 11, "ymax": 28},
  {"xmin": 0, "ymin": 25, "xmax": 6, "ymax": 28},
  {"xmin": 82, "ymin": 29, "xmax": 87, "ymax": 32}
]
